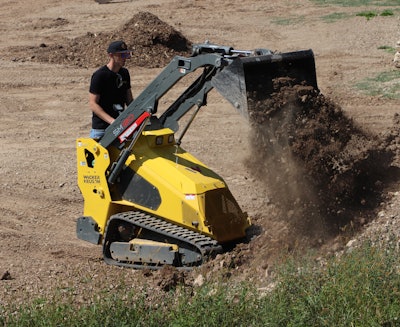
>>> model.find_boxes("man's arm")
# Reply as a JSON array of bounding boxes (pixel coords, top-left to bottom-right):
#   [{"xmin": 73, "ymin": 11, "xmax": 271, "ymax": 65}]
[
  {"xmin": 89, "ymin": 92, "xmax": 116, "ymax": 125},
  {"xmin": 126, "ymin": 88, "xmax": 133, "ymax": 106}
]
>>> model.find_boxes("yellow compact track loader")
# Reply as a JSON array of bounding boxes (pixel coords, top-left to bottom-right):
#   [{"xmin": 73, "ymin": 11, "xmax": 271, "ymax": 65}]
[{"xmin": 76, "ymin": 43, "xmax": 317, "ymax": 269}]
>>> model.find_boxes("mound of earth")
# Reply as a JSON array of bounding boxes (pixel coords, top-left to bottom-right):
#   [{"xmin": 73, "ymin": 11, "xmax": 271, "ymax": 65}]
[
  {"xmin": 382, "ymin": 113, "xmax": 400, "ymax": 167},
  {"xmin": 8, "ymin": 12, "xmax": 192, "ymax": 68},
  {"xmin": 246, "ymin": 77, "xmax": 396, "ymax": 234}
]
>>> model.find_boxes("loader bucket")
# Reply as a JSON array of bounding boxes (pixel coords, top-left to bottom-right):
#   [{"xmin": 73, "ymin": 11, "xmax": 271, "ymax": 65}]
[{"xmin": 211, "ymin": 49, "xmax": 318, "ymax": 117}]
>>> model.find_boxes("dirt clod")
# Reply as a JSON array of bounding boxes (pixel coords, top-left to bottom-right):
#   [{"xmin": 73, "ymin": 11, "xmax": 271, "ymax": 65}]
[
  {"xmin": 1, "ymin": 271, "xmax": 12, "ymax": 281},
  {"xmin": 156, "ymin": 266, "xmax": 187, "ymax": 292}
]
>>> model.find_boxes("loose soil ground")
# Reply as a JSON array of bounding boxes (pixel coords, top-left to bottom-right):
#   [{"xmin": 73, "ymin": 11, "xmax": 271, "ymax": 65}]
[{"xmin": 1, "ymin": 0, "xmax": 400, "ymax": 309}]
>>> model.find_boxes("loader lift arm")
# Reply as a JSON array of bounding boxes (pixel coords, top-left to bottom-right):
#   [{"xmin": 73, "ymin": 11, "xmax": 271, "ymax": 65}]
[
  {"xmin": 99, "ymin": 48, "xmax": 230, "ymax": 150},
  {"xmin": 99, "ymin": 43, "xmax": 317, "ymax": 151}
]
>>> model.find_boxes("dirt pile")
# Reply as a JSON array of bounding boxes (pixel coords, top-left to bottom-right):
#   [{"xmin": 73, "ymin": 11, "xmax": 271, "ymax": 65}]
[
  {"xmin": 9, "ymin": 12, "xmax": 192, "ymax": 68},
  {"xmin": 247, "ymin": 77, "xmax": 395, "ymax": 233},
  {"xmin": 382, "ymin": 113, "xmax": 400, "ymax": 167}
]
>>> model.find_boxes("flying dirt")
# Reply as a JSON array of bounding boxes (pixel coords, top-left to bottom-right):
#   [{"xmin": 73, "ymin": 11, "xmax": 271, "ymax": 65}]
[{"xmin": 246, "ymin": 76, "xmax": 397, "ymax": 237}]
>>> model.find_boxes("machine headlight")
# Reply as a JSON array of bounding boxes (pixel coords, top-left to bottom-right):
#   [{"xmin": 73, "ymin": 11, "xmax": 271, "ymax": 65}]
[{"xmin": 155, "ymin": 136, "xmax": 163, "ymax": 145}]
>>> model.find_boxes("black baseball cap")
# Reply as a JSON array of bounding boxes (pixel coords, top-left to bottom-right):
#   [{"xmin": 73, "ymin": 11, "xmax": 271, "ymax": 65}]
[{"xmin": 107, "ymin": 40, "xmax": 130, "ymax": 54}]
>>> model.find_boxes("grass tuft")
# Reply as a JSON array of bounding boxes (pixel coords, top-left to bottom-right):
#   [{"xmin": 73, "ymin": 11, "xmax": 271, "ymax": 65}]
[
  {"xmin": 356, "ymin": 70, "xmax": 400, "ymax": 99},
  {"xmin": 321, "ymin": 12, "xmax": 351, "ymax": 22},
  {"xmin": 378, "ymin": 45, "xmax": 397, "ymax": 54},
  {"xmin": 356, "ymin": 11, "xmax": 378, "ymax": 19},
  {"xmin": 312, "ymin": 0, "xmax": 400, "ymax": 6}
]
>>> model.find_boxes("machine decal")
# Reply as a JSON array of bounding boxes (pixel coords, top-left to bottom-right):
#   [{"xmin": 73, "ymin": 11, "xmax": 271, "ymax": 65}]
[
  {"xmin": 83, "ymin": 175, "xmax": 101, "ymax": 184},
  {"xmin": 118, "ymin": 112, "xmax": 151, "ymax": 143},
  {"xmin": 112, "ymin": 113, "xmax": 134, "ymax": 137},
  {"xmin": 122, "ymin": 113, "xmax": 136, "ymax": 128}
]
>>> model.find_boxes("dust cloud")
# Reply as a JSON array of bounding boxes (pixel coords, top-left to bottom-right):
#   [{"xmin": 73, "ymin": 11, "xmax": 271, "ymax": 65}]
[{"xmin": 246, "ymin": 77, "xmax": 394, "ymax": 236}]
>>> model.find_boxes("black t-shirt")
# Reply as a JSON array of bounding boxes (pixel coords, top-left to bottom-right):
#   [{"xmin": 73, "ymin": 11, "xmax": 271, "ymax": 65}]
[{"xmin": 89, "ymin": 65, "xmax": 131, "ymax": 129}]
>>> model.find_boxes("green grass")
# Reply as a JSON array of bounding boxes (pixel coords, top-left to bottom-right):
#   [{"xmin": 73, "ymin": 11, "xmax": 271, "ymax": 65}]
[
  {"xmin": 356, "ymin": 10, "xmax": 378, "ymax": 19},
  {"xmin": 2, "ymin": 239, "xmax": 400, "ymax": 327},
  {"xmin": 270, "ymin": 240, "xmax": 400, "ymax": 326},
  {"xmin": 321, "ymin": 12, "xmax": 352, "ymax": 22},
  {"xmin": 378, "ymin": 45, "xmax": 397, "ymax": 54},
  {"xmin": 356, "ymin": 9, "xmax": 394, "ymax": 19},
  {"xmin": 381, "ymin": 9, "xmax": 396, "ymax": 15},
  {"xmin": 275, "ymin": 7, "xmax": 397, "ymax": 26},
  {"xmin": 312, "ymin": 0, "xmax": 400, "ymax": 6},
  {"xmin": 271, "ymin": 16, "xmax": 305, "ymax": 26},
  {"xmin": 356, "ymin": 70, "xmax": 400, "ymax": 99}
]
